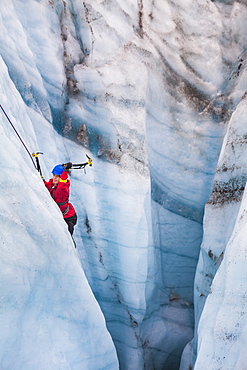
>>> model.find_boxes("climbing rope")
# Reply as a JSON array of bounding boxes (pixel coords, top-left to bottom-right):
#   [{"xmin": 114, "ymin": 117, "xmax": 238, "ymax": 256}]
[
  {"xmin": 0, "ymin": 104, "xmax": 93, "ymax": 176},
  {"xmin": 0, "ymin": 104, "xmax": 37, "ymax": 170}
]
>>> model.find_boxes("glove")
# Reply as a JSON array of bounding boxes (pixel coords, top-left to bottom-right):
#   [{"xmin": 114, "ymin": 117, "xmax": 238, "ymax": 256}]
[{"xmin": 64, "ymin": 162, "xmax": 72, "ymax": 170}]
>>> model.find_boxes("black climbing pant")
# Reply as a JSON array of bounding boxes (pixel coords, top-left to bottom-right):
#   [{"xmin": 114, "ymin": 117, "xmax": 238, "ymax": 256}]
[{"xmin": 64, "ymin": 213, "xmax": 77, "ymax": 235}]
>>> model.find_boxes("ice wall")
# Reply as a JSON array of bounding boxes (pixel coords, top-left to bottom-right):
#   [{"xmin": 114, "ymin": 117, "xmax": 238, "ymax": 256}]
[
  {"xmin": 139, "ymin": 1, "xmax": 243, "ymax": 368},
  {"xmin": 0, "ymin": 57, "xmax": 118, "ymax": 369},
  {"xmin": 1, "ymin": 0, "xmax": 247, "ymax": 369},
  {"xmin": 1, "ymin": 1, "xmax": 151, "ymax": 369},
  {"xmin": 192, "ymin": 50, "xmax": 247, "ymax": 369}
]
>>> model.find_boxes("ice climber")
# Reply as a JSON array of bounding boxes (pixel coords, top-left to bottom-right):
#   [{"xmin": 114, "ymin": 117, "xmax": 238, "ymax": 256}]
[{"xmin": 44, "ymin": 162, "xmax": 77, "ymax": 235}]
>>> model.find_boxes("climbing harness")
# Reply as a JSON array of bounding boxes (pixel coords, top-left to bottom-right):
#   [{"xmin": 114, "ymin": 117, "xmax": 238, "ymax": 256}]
[
  {"xmin": 0, "ymin": 104, "xmax": 37, "ymax": 170},
  {"xmin": 57, "ymin": 199, "xmax": 70, "ymax": 216},
  {"xmin": 62, "ymin": 205, "xmax": 70, "ymax": 216}
]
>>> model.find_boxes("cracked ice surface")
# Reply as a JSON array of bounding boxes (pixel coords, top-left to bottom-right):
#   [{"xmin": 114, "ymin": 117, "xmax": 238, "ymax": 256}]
[
  {"xmin": 1, "ymin": 0, "xmax": 247, "ymax": 369},
  {"xmin": 0, "ymin": 57, "xmax": 118, "ymax": 369},
  {"xmin": 193, "ymin": 52, "xmax": 247, "ymax": 369}
]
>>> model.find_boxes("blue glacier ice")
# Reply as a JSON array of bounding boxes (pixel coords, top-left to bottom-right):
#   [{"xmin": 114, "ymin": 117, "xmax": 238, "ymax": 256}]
[
  {"xmin": 0, "ymin": 56, "xmax": 119, "ymax": 370},
  {"xmin": 1, "ymin": 0, "xmax": 247, "ymax": 369}
]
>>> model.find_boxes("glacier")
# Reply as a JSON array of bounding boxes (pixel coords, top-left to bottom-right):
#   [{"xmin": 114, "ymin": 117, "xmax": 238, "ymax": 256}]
[
  {"xmin": 1, "ymin": 0, "xmax": 247, "ymax": 369},
  {"xmin": 0, "ymin": 58, "xmax": 119, "ymax": 369}
]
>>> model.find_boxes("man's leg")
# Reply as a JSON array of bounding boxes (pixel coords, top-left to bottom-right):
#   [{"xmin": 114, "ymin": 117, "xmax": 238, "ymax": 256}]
[{"xmin": 64, "ymin": 214, "xmax": 77, "ymax": 235}]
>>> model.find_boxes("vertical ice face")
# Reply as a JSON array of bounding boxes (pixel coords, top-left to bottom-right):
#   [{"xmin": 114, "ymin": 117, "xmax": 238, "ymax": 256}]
[
  {"xmin": 0, "ymin": 56, "xmax": 119, "ymax": 370},
  {"xmin": 193, "ymin": 50, "xmax": 247, "ymax": 369},
  {"xmin": 1, "ymin": 0, "xmax": 247, "ymax": 369}
]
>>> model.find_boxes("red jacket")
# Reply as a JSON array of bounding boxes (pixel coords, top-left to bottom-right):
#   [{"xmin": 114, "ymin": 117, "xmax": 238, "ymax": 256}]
[{"xmin": 44, "ymin": 171, "xmax": 76, "ymax": 219}]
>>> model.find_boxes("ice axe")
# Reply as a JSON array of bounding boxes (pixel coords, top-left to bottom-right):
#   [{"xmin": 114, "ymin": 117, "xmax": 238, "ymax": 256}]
[
  {"xmin": 62, "ymin": 154, "xmax": 93, "ymax": 173},
  {"xmin": 32, "ymin": 152, "xmax": 44, "ymax": 178}
]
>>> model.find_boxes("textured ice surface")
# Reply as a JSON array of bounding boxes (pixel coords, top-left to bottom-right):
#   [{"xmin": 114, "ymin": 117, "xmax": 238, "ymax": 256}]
[{"xmin": 1, "ymin": 0, "xmax": 247, "ymax": 369}]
